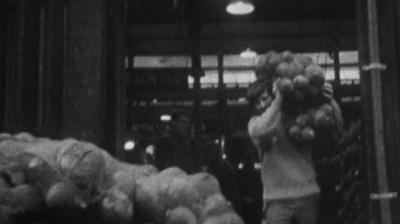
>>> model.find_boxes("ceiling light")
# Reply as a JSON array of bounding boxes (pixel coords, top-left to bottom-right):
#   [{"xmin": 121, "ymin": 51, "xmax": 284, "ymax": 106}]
[
  {"xmin": 160, "ymin": 114, "xmax": 171, "ymax": 122},
  {"xmin": 226, "ymin": 0, "xmax": 254, "ymax": 15},
  {"xmin": 124, "ymin": 140, "xmax": 135, "ymax": 151},
  {"xmin": 240, "ymin": 48, "xmax": 257, "ymax": 58}
]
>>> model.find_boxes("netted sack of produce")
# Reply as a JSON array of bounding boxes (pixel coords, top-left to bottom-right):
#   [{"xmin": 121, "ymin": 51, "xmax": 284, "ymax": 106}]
[
  {"xmin": 188, "ymin": 173, "xmax": 220, "ymax": 201},
  {"xmin": 304, "ymin": 64, "xmax": 326, "ymax": 96},
  {"xmin": 203, "ymin": 212, "xmax": 244, "ymax": 224},
  {"xmin": 45, "ymin": 181, "xmax": 88, "ymax": 211},
  {"xmin": 163, "ymin": 176, "xmax": 202, "ymax": 212},
  {"xmin": 254, "ymin": 50, "xmax": 343, "ymax": 148},
  {"xmin": 292, "ymin": 74, "xmax": 312, "ymax": 103},
  {"xmin": 1, "ymin": 134, "xmax": 94, "ymax": 174},
  {"xmin": 13, "ymin": 132, "xmax": 36, "ymax": 142},
  {"xmin": 0, "ymin": 139, "xmax": 32, "ymax": 158},
  {"xmin": 97, "ymin": 187, "xmax": 134, "ymax": 224},
  {"xmin": 105, "ymin": 170, "xmax": 137, "ymax": 200},
  {"xmin": 0, "ymin": 184, "xmax": 45, "ymax": 212},
  {"xmin": 288, "ymin": 124, "xmax": 315, "ymax": 145},
  {"xmin": 275, "ymin": 77, "xmax": 295, "ymax": 100},
  {"xmin": 25, "ymin": 156, "xmax": 89, "ymax": 211},
  {"xmin": 0, "ymin": 154, "xmax": 28, "ymax": 186},
  {"xmin": 110, "ymin": 162, "xmax": 158, "ymax": 181},
  {"xmin": 287, "ymin": 101, "xmax": 340, "ymax": 145},
  {"xmin": 0, "ymin": 205, "xmax": 19, "ymax": 224},
  {"xmin": 255, "ymin": 51, "xmax": 281, "ymax": 81},
  {"xmin": 135, "ymin": 178, "xmax": 165, "ymax": 222},
  {"xmin": 203, "ymin": 194, "xmax": 233, "ymax": 218},
  {"xmin": 276, "ymin": 69, "xmax": 326, "ymax": 111},
  {"xmin": 255, "ymin": 51, "xmax": 329, "ymax": 108},
  {"xmin": 158, "ymin": 167, "xmax": 187, "ymax": 179},
  {"xmin": 135, "ymin": 167, "xmax": 187, "ymax": 223},
  {"xmin": 132, "ymin": 163, "xmax": 159, "ymax": 179},
  {"xmin": 311, "ymin": 103, "xmax": 337, "ymax": 132},
  {"xmin": 56, "ymin": 141, "xmax": 106, "ymax": 192},
  {"xmin": 166, "ymin": 206, "xmax": 197, "ymax": 224},
  {"xmin": 295, "ymin": 54, "xmax": 314, "ymax": 68},
  {"xmin": 25, "ymin": 138, "xmax": 77, "ymax": 168},
  {"xmin": 287, "ymin": 111, "xmax": 315, "ymax": 145},
  {"xmin": 0, "ymin": 133, "xmax": 13, "ymax": 142},
  {"xmin": 157, "ymin": 167, "xmax": 191, "ymax": 210},
  {"xmin": 135, "ymin": 177, "xmax": 165, "ymax": 222},
  {"xmin": 0, "ymin": 177, "xmax": 9, "ymax": 189},
  {"xmin": 275, "ymin": 51, "xmax": 305, "ymax": 80},
  {"xmin": 0, "ymin": 134, "xmax": 77, "ymax": 169}
]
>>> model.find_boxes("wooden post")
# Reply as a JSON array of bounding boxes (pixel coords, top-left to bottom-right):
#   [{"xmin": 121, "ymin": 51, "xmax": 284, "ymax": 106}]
[
  {"xmin": 189, "ymin": 21, "xmax": 202, "ymax": 150},
  {"xmin": 0, "ymin": 0, "xmax": 10, "ymax": 130},
  {"xmin": 188, "ymin": 0, "xmax": 203, "ymax": 171},
  {"xmin": 358, "ymin": 0, "xmax": 400, "ymax": 223},
  {"xmin": 356, "ymin": 0, "xmax": 379, "ymax": 223},
  {"xmin": 332, "ymin": 50, "xmax": 341, "ymax": 100},
  {"xmin": 4, "ymin": 0, "xmax": 41, "ymax": 133},
  {"xmin": 374, "ymin": 0, "xmax": 400, "ymax": 222},
  {"xmin": 217, "ymin": 24, "xmax": 226, "ymax": 136},
  {"xmin": 366, "ymin": 0, "xmax": 392, "ymax": 222},
  {"xmin": 104, "ymin": 0, "xmax": 128, "ymax": 157},
  {"xmin": 63, "ymin": 0, "xmax": 107, "ymax": 146},
  {"xmin": 35, "ymin": 0, "xmax": 65, "ymax": 138}
]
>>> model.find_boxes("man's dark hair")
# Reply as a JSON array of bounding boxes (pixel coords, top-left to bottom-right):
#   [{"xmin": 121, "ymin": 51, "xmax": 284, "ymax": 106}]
[{"xmin": 247, "ymin": 79, "xmax": 273, "ymax": 110}]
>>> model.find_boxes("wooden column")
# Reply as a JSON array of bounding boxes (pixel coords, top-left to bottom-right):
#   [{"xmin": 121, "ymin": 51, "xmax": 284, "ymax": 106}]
[
  {"xmin": 375, "ymin": 0, "xmax": 400, "ymax": 223},
  {"xmin": 36, "ymin": 0, "xmax": 66, "ymax": 138},
  {"xmin": 63, "ymin": 0, "xmax": 107, "ymax": 146},
  {"xmin": 187, "ymin": 0, "xmax": 203, "ymax": 171},
  {"xmin": 4, "ymin": 0, "xmax": 41, "ymax": 133},
  {"xmin": 217, "ymin": 24, "xmax": 227, "ymax": 136},
  {"xmin": 189, "ymin": 21, "xmax": 202, "ymax": 151},
  {"xmin": 356, "ymin": 0, "xmax": 379, "ymax": 223},
  {"xmin": 0, "ymin": 0, "xmax": 9, "ymax": 130},
  {"xmin": 104, "ymin": 0, "xmax": 127, "ymax": 157},
  {"xmin": 332, "ymin": 50, "xmax": 341, "ymax": 100},
  {"xmin": 358, "ymin": 0, "xmax": 400, "ymax": 223}
]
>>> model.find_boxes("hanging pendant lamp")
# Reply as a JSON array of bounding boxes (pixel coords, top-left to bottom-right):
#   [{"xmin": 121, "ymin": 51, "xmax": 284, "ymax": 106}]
[{"xmin": 226, "ymin": 0, "xmax": 254, "ymax": 15}]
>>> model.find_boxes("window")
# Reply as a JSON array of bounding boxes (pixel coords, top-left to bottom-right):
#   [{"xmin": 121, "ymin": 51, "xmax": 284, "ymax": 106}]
[{"xmin": 131, "ymin": 51, "xmax": 359, "ymax": 89}]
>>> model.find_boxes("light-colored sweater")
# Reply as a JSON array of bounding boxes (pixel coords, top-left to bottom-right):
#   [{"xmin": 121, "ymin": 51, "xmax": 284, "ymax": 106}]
[{"xmin": 248, "ymin": 97, "xmax": 320, "ymax": 201}]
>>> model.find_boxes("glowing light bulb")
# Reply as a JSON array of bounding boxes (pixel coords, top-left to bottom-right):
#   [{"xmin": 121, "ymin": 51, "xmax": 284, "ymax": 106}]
[
  {"xmin": 124, "ymin": 140, "xmax": 135, "ymax": 151},
  {"xmin": 226, "ymin": 0, "xmax": 254, "ymax": 15}
]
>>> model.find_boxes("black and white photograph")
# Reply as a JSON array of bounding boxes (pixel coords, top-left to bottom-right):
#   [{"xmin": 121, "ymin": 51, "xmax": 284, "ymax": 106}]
[{"xmin": 0, "ymin": 0, "xmax": 397, "ymax": 224}]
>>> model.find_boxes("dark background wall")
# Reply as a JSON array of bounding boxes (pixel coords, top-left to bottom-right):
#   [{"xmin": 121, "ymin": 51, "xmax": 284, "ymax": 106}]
[{"xmin": 0, "ymin": 0, "xmax": 127, "ymax": 156}]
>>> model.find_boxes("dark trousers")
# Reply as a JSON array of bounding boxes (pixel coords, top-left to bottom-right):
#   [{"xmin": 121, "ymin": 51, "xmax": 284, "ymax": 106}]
[{"xmin": 263, "ymin": 194, "xmax": 319, "ymax": 224}]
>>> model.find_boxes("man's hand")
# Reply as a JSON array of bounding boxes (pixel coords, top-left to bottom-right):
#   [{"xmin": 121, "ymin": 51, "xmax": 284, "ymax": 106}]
[{"xmin": 272, "ymin": 78, "xmax": 282, "ymax": 100}]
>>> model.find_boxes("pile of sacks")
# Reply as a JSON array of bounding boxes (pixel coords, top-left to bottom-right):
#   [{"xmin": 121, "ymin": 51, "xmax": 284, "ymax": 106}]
[
  {"xmin": 255, "ymin": 50, "xmax": 342, "ymax": 146},
  {"xmin": 0, "ymin": 132, "xmax": 243, "ymax": 224}
]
